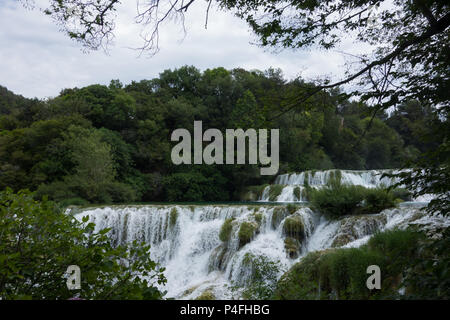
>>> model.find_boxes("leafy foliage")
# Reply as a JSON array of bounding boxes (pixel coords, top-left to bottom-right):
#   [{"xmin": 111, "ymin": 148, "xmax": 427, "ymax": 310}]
[
  {"xmin": 273, "ymin": 229, "xmax": 434, "ymax": 300},
  {"xmin": 0, "ymin": 66, "xmax": 444, "ymax": 206},
  {"xmin": 233, "ymin": 253, "xmax": 281, "ymax": 300},
  {"xmin": 309, "ymin": 180, "xmax": 397, "ymax": 218},
  {"xmin": 0, "ymin": 189, "xmax": 166, "ymax": 300},
  {"xmin": 219, "ymin": 218, "xmax": 234, "ymax": 242}
]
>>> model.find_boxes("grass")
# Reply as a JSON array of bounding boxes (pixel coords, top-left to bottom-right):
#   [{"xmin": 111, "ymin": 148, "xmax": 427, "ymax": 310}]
[
  {"xmin": 253, "ymin": 212, "xmax": 263, "ymax": 224},
  {"xmin": 309, "ymin": 179, "xmax": 397, "ymax": 218},
  {"xmin": 169, "ymin": 207, "xmax": 178, "ymax": 228},
  {"xmin": 219, "ymin": 218, "xmax": 234, "ymax": 242},
  {"xmin": 293, "ymin": 186, "xmax": 301, "ymax": 200},
  {"xmin": 273, "ymin": 228, "xmax": 425, "ymax": 300},
  {"xmin": 238, "ymin": 221, "xmax": 258, "ymax": 247},
  {"xmin": 282, "ymin": 215, "xmax": 305, "ymax": 241}
]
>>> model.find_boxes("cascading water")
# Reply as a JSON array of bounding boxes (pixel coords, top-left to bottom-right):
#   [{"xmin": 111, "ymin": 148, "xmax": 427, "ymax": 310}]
[
  {"xmin": 274, "ymin": 169, "xmax": 399, "ymax": 187},
  {"xmin": 258, "ymin": 169, "xmax": 432, "ymax": 202},
  {"xmin": 70, "ymin": 169, "xmax": 447, "ymax": 299}
]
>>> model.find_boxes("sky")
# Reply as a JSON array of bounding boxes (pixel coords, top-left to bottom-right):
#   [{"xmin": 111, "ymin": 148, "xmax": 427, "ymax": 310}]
[{"xmin": 0, "ymin": 0, "xmax": 370, "ymax": 99}]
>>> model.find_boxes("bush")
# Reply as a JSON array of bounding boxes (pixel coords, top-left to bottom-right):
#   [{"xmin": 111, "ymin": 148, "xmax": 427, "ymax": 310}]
[
  {"xmin": 293, "ymin": 187, "xmax": 301, "ymax": 200},
  {"xmin": 402, "ymin": 228, "xmax": 450, "ymax": 299},
  {"xmin": 238, "ymin": 222, "xmax": 258, "ymax": 247},
  {"xmin": 274, "ymin": 246, "xmax": 386, "ymax": 299},
  {"xmin": 219, "ymin": 218, "xmax": 234, "ymax": 242},
  {"xmin": 282, "ymin": 216, "xmax": 304, "ymax": 241},
  {"xmin": 363, "ymin": 188, "xmax": 396, "ymax": 214},
  {"xmin": 235, "ymin": 253, "xmax": 280, "ymax": 300},
  {"xmin": 309, "ymin": 182, "xmax": 397, "ymax": 217},
  {"xmin": 169, "ymin": 208, "xmax": 178, "ymax": 228},
  {"xmin": 0, "ymin": 188, "xmax": 166, "ymax": 300},
  {"xmin": 36, "ymin": 180, "xmax": 138, "ymax": 205},
  {"xmin": 309, "ymin": 183, "xmax": 366, "ymax": 217},
  {"xmin": 273, "ymin": 228, "xmax": 428, "ymax": 300},
  {"xmin": 252, "ymin": 211, "xmax": 263, "ymax": 224},
  {"xmin": 284, "ymin": 237, "xmax": 300, "ymax": 259},
  {"xmin": 367, "ymin": 229, "xmax": 423, "ymax": 274}
]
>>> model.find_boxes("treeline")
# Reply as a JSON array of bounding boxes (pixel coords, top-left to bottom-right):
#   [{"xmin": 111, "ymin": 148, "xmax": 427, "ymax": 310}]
[{"xmin": 0, "ymin": 66, "xmax": 441, "ymax": 204}]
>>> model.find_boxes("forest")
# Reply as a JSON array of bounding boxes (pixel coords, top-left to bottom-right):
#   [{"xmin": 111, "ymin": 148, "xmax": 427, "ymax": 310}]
[{"xmin": 0, "ymin": 66, "xmax": 442, "ymax": 205}]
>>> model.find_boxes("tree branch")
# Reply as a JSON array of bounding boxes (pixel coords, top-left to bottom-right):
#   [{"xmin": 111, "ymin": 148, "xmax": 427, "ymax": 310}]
[{"xmin": 268, "ymin": 12, "xmax": 450, "ymax": 121}]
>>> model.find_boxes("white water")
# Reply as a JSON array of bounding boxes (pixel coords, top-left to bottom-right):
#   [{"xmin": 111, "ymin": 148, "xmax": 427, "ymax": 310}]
[
  {"xmin": 274, "ymin": 169, "xmax": 399, "ymax": 187},
  {"xmin": 69, "ymin": 169, "xmax": 445, "ymax": 299},
  {"xmin": 258, "ymin": 169, "xmax": 434, "ymax": 202},
  {"xmin": 72, "ymin": 202, "xmax": 447, "ymax": 299},
  {"xmin": 260, "ymin": 169, "xmax": 400, "ymax": 202}
]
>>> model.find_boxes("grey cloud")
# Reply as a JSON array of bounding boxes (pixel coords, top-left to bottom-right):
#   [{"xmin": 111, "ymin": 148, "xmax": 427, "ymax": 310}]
[{"xmin": 0, "ymin": 0, "xmax": 371, "ymax": 99}]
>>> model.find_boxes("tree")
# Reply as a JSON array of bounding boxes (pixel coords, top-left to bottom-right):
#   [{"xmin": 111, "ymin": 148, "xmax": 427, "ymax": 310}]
[
  {"xmin": 0, "ymin": 189, "xmax": 166, "ymax": 300},
  {"xmin": 229, "ymin": 90, "xmax": 264, "ymax": 129},
  {"xmin": 63, "ymin": 126, "xmax": 117, "ymax": 202}
]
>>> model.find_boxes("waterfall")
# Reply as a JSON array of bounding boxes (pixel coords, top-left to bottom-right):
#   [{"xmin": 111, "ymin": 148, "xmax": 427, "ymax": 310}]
[
  {"xmin": 72, "ymin": 201, "xmax": 448, "ymax": 299},
  {"xmin": 68, "ymin": 169, "xmax": 444, "ymax": 299},
  {"xmin": 258, "ymin": 169, "xmax": 433, "ymax": 202},
  {"xmin": 274, "ymin": 169, "xmax": 400, "ymax": 187}
]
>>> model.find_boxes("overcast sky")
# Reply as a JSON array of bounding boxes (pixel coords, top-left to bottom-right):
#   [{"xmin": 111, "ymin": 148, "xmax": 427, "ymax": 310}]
[{"xmin": 0, "ymin": 0, "xmax": 370, "ymax": 99}]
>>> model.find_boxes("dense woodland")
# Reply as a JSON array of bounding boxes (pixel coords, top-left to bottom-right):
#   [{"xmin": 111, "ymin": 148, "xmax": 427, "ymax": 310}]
[{"xmin": 0, "ymin": 66, "xmax": 442, "ymax": 204}]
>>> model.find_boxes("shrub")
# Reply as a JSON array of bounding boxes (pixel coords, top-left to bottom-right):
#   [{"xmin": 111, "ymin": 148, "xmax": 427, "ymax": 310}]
[
  {"xmin": 293, "ymin": 186, "xmax": 301, "ymax": 201},
  {"xmin": 274, "ymin": 246, "xmax": 386, "ymax": 299},
  {"xmin": 273, "ymin": 251, "xmax": 324, "ymax": 300},
  {"xmin": 273, "ymin": 228, "xmax": 429, "ymax": 300},
  {"xmin": 282, "ymin": 215, "xmax": 304, "ymax": 241},
  {"xmin": 163, "ymin": 169, "xmax": 230, "ymax": 202},
  {"xmin": 236, "ymin": 253, "xmax": 280, "ymax": 300},
  {"xmin": 238, "ymin": 222, "xmax": 258, "ymax": 247},
  {"xmin": 402, "ymin": 228, "xmax": 450, "ymax": 299},
  {"xmin": 367, "ymin": 229, "xmax": 423, "ymax": 274},
  {"xmin": 219, "ymin": 218, "xmax": 234, "ymax": 242},
  {"xmin": 309, "ymin": 182, "xmax": 397, "ymax": 217},
  {"xmin": 362, "ymin": 188, "xmax": 396, "ymax": 214},
  {"xmin": 0, "ymin": 188, "xmax": 166, "ymax": 300},
  {"xmin": 309, "ymin": 184, "xmax": 366, "ymax": 217},
  {"xmin": 169, "ymin": 208, "xmax": 178, "ymax": 228},
  {"xmin": 253, "ymin": 212, "xmax": 263, "ymax": 224}
]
